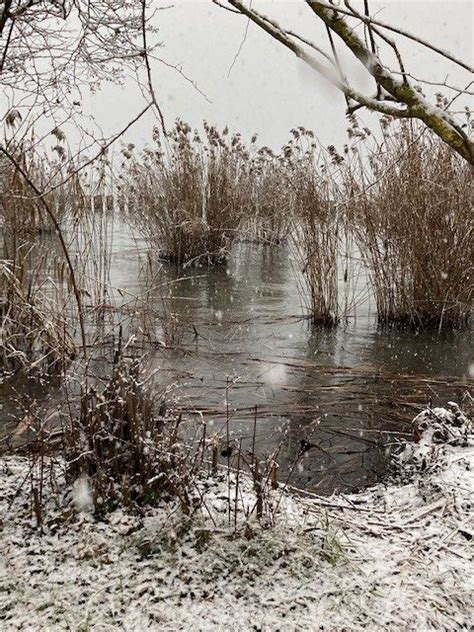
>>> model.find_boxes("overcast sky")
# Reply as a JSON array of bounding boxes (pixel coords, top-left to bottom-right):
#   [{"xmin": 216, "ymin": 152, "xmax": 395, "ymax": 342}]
[{"xmin": 86, "ymin": 0, "xmax": 473, "ymax": 153}]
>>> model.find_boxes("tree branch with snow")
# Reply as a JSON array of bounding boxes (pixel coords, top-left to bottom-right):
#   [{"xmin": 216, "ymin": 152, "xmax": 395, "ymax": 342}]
[{"xmin": 215, "ymin": 0, "xmax": 473, "ymax": 163}]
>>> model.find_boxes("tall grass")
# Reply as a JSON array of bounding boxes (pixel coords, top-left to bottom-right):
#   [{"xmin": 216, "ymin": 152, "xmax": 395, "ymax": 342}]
[
  {"xmin": 0, "ymin": 147, "xmax": 113, "ymax": 376},
  {"xmin": 0, "ymin": 248, "xmax": 76, "ymax": 375},
  {"xmin": 0, "ymin": 144, "xmax": 83, "ymax": 240},
  {"xmin": 287, "ymin": 129, "xmax": 341, "ymax": 326},
  {"xmin": 344, "ymin": 119, "xmax": 473, "ymax": 328},
  {"xmin": 124, "ymin": 121, "xmax": 256, "ymax": 264},
  {"xmin": 0, "ymin": 145, "xmax": 92, "ymax": 376},
  {"xmin": 241, "ymin": 145, "xmax": 294, "ymax": 244}
]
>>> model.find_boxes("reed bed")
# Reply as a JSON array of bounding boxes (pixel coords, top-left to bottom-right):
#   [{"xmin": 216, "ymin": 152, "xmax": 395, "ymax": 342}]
[
  {"xmin": 0, "ymin": 250, "xmax": 76, "ymax": 375},
  {"xmin": 343, "ymin": 119, "xmax": 473, "ymax": 328},
  {"xmin": 286, "ymin": 129, "xmax": 341, "ymax": 326},
  {"xmin": 0, "ymin": 144, "xmax": 84, "ymax": 240},
  {"xmin": 240, "ymin": 146, "xmax": 294, "ymax": 244},
  {"xmin": 1, "ymin": 113, "xmax": 473, "ymax": 529},
  {"xmin": 123, "ymin": 121, "xmax": 256, "ymax": 264},
  {"xmin": 0, "ymin": 145, "xmax": 137, "ymax": 374},
  {"xmin": 0, "ymin": 146, "xmax": 91, "ymax": 376}
]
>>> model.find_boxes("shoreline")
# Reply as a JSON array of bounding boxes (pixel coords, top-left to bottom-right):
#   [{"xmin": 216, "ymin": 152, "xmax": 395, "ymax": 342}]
[{"xmin": 1, "ymin": 436, "xmax": 473, "ymax": 631}]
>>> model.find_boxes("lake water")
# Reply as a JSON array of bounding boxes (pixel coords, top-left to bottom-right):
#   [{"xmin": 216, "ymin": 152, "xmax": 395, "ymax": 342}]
[
  {"xmin": 1, "ymin": 221, "xmax": 472, "ymax": 493},
  {"xmin": 109, "ymin": 225, "xmax": 473, "ymax": 492}
]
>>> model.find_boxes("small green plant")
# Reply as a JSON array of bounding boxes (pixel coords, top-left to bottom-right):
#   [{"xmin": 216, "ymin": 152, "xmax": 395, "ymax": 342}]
[{"xmin": 320, "ymin": 513, "xmax": 347, "ymax": 566}]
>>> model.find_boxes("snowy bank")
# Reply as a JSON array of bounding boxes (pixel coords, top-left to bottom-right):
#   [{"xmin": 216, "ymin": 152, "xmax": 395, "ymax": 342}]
[{"xmin": 0, "ymin": 409, "xmax": 473, "ymax": 631}]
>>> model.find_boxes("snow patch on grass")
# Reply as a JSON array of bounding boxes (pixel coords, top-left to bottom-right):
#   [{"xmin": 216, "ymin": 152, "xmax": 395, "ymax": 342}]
[{"xmin": 1, "ymin": 435, "xmax": 473, "ymax": 629}]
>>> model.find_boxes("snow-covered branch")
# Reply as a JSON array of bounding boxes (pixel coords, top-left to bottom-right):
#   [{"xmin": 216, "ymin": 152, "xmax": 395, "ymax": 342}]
[{"xmin": 215, "ymin": 0, "xmax": 474, "ymax": 163}]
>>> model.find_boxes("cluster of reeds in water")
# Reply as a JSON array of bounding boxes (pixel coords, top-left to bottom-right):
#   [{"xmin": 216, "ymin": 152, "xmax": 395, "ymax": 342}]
[
  {"xmin": 123, "ymin": 121, "xmax": 254, "ymax": 264},
  {"xmin": 283, "ymin": 127, "xmax": 340, "ymax": 326},
  {"xmin": 241, "ymin": 144, "xmax": 294, "ymax": 244},
  {"xmin": 0, "ymin": 251, "xmax": 76, "ymax": 375},
  {"xmin": 1, "ymin": 117, "xmax": 472, "ymax": 389},
  {"xmin": 121, "ymin": 120, "xmax": 295, "ymax": 260},
  {"xmin": 0, "ymin": 145, "xmax": 86, "ymax": 375},
  {"xmin": 106, "ymin": 116, "xmax": 474, "ymax": 329},
  {"xmin": 343, "ymin": 116, "xmax": 473, "ymax": 329},
  {"xmin": 0, "ymin": 141, "xmax": 84, "ymax": 238},
  {"xmin": 0, "ymin": 140, "xmax": 130, "ymax": 378},
  {"xmin": 121, "ymin": 120, "xmax": 340, "ymax": 323}
]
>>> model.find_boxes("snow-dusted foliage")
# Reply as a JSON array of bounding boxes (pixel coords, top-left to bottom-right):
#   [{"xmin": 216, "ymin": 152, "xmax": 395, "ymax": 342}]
[
  {"xmin": 392, "ymin": 402, "xmax": 472, "ymax": 478},
  {"xmin": 411, "ymin": 401, "xmax": 472, "ymax": 445},
  {"xmin": 1, "ymin": 403, "xmax": 472, "ymax": 630}
]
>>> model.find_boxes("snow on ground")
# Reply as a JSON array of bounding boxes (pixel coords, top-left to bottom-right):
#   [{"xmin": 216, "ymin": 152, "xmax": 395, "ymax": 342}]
[{"xmin": 1, "ymin": 430, "xmax": 473, "ymax": 630}]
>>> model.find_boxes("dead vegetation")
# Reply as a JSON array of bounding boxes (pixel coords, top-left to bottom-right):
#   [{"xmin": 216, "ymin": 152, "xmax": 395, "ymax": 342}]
[
  {"xmin": 0, "ymin": 245, "xmax": 76, "ymax": 376},
  {"xmin": 0, "ymin": 143, "xmax": 84, "ymax": 238},
  {"xmin": 2, "ymin": 406, "xmax": 472, "ymax": 630},
  {"xmin": 343, "ymin": 116, "xmax": 473, "ymax": 329},
  {"xmin": 118, "ymin": 116, "xmax": 472, "ymax": 327},
  {"xmin": 123, "ymin": 121, "xmax": 255, "ymax": 264},
  {"xmin": 287, "ymin": 128, "xmax": 341, "ymax": 325},
  {"xmin": 241, "ymin": 144, "xmax": 294, "ymax": 244},
  {"xmin": 0, "ymin": 144, "xmax": 89, "ymax": 376},
  {"xmin": 63, "ymin": 348, "xmax": 199, "ymax": 513},
  {"xmin": 0, "ymin": 116, "xmax": 472, "ymax": 529}
]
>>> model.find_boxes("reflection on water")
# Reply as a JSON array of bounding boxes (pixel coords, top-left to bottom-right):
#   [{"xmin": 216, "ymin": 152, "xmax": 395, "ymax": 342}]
[{"xmin": 1, "ymin": 223, "xmax": 472, "ymax": 493}]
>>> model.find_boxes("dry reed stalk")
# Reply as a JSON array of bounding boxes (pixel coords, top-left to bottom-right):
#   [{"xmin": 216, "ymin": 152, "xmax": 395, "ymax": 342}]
[
  {"xmin": 0, "ymin": 149, "xmax": 128, "ymax": 382},
  {"xmin": 241, "ymin": 146, "xmax": 294, "ymax": 244},
  {"xmin": 63, "ymin": 348, "xmax": 202, "ymax": 513},
  {"xmin": 287, "ymin": 129, "xmax": 341, "ymax": 325},
  {"xmin": 0, "ymin": 248, "xmax": 76, "ymax": 376},
  {"xmin": 0, "ymin": 144, "xmax": 84, "ymax": 240},
  {"xmin": 123, "ymin": 120, "xmax": 256, "ymax": 264},
  {"xmin": 343, "ymin": 116, "xmax": 473, "ymax": 328}
]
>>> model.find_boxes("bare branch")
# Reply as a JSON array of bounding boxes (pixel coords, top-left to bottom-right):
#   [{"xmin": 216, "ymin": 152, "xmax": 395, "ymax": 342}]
[
  {"xmin": 227, "ymin": 13, "xmax": 250, "ymax": 77},
  {"xmin": 306, "ymin": 0, "xmax": 473, "ymax": 162},
  {"xmin": 218, "ymin": 1, "xmax": 412, "ymax": 117},
  {"xmin": 140, "ymin": 0, "xmax": 166, "ymax": 135},
  {"xmin": 215, "ymin": 1, "xmax": 473, "ymax": 163},
  {"xmin": 323, "ymin": 0, "xmax": 473, "ymax": 74}
]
